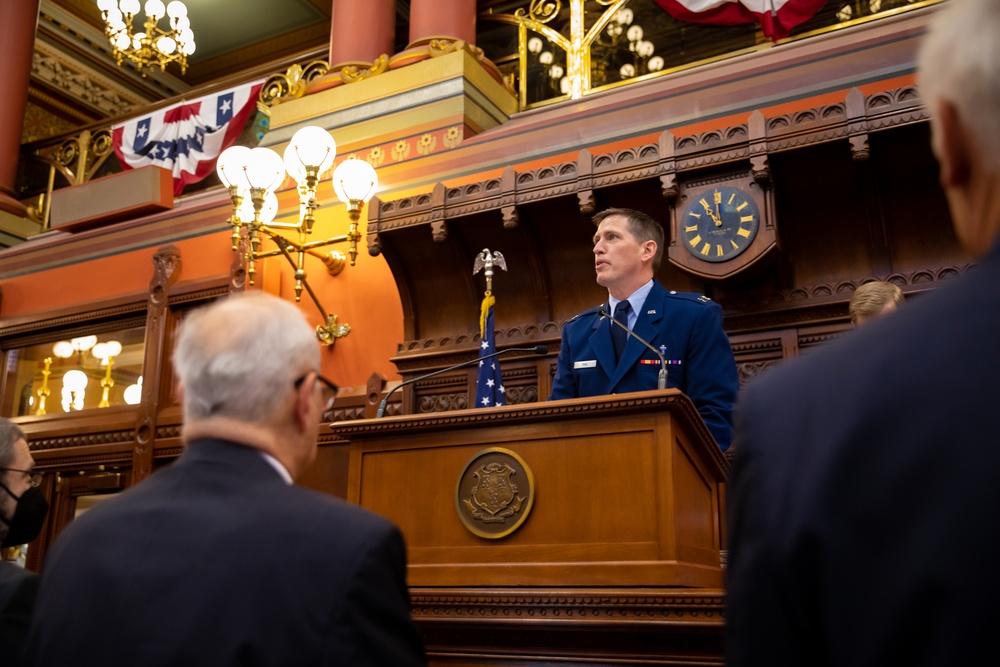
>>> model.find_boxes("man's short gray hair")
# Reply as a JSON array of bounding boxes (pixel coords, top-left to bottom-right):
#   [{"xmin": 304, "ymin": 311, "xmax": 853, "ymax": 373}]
[
  {"xmin": 0, "ymin": 418, "xmax": 27, "ymax": 468},
  {"xmin": 173, "ymin": 292, "xmax": 320, "ymax": 423},
  {"xmin": 918, "ymin": 0, "xmax": 1000, "ymax": 170}
]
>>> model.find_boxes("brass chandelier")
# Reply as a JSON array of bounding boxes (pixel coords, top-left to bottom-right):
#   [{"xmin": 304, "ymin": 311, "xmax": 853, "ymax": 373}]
[{"xmin": 96, "ymin": 0, "xmax": 195, "ymax": 75}]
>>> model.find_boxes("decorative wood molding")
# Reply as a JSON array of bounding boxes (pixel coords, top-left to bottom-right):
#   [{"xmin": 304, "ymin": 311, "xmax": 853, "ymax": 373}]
[
  {"xmin": 133, "ymin": 244, "xmax": 181, "ymax": 485},
  {"xmin": 0, "ymin": 304, "xmax": 147, "ymax": 343},
  {"xmin": 720, "ymin": 264, "xmax": 971, "ymax": 331},
  {"xmin": 333, "ymin": 389, "xmax": 728, "ymax": 473},
  {"xmin": 30, "ymin": 429, "xmax": 135, "ymax": 452},
  {"xmin": 369, "ymin": 85, "xmax": 926, "ymax": 246},
  {"xmin": 411, "ymin": 588, "xmax": 725, "ymax": 623}
]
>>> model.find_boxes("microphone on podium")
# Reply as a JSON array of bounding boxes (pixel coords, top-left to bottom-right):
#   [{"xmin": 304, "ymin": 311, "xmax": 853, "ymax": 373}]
[
  {"xmin": 375, "ymin": 345, "xmax": 549, "ymax": 418},
  {"xmin": 597, "ymin": 307, "xmax": 668, "ymax": 390}
]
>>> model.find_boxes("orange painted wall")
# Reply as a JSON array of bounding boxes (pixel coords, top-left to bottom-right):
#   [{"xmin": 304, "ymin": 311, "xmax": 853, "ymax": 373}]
[{"xmin": 0, "ymin": 225, "xmax": 405, "ymax": 388}]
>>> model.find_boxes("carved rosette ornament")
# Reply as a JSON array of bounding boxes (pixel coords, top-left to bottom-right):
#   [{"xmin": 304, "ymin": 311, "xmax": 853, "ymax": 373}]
[{"xmin": 456, "ymin": 448, "xmax": 535, "ymax": 539}]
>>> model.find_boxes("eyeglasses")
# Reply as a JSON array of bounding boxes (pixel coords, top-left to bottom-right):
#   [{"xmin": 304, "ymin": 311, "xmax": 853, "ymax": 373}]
[
  {"xmin": 0, "ymin": 468, "xmax": 43, "ymax": 488},
  {"xmin": 294, "ymin": 372, "xmax": 339, "ymax": 417}
]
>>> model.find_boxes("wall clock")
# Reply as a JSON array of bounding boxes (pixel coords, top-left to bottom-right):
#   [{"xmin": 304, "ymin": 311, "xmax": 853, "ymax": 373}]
[{"xmin": 667, "ymin": 171, "xmax": 776, "ymax": 279}]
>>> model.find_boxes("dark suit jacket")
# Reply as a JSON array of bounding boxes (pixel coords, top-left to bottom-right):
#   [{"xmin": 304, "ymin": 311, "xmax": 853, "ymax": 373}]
[
  {"xmin": 550, "ymin": 280, "xmax": 738, "ymax": 449},
  {"xmin": 24, "ymin": 438, "xmax": 426, "ymax": 667},
  {"xmin": 726, "ymin": 240, "xmax": 1000, "ymax": 666},
  {"xmin": 1, "ymin": 562, "xmax": 37, "ymax": 667}
]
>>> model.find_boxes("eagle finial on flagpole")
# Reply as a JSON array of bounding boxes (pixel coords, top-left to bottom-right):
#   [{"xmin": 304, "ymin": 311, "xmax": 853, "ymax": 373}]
[{"xmin": 472, "ymin": 248, "xmax": 507, "ymax": 296}]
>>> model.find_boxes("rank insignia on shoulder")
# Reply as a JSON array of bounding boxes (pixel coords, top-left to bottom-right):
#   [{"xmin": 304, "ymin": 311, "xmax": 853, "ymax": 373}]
[{"xmin": 698, "ymin": 295, "xmax": 711, "ymax": 303}]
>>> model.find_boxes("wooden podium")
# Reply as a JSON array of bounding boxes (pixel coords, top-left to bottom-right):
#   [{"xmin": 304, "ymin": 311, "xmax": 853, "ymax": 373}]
[{"xmin": 330, "ymin": 389, "xmax": 729, "ymax": 589}]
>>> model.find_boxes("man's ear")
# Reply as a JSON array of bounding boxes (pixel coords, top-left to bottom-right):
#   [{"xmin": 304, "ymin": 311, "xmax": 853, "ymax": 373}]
[
  {"xmin": 935, "ymin": 99, "xmax": 971, "ymax": 189},
  {"xmin": 293, "ymin": 374, "xmax": 314, "ymax": 433},
  {"xmin": 642, "ymin": 240, "xmax": 657, "ymax": 263}
]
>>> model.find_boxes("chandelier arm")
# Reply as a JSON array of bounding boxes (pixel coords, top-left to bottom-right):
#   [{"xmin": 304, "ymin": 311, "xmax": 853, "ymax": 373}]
[
  {"xmin": 582, "ymin": 0, "xmax": 631, "ymax": 45},
  {"xmin": 271, "ymin": 239, "xmax": 333, "ymax": 324}
]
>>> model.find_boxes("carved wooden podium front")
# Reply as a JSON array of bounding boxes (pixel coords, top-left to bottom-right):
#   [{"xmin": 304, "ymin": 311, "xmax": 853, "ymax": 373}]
[{"xmin": 330, "ymin": 389, "xmax": 728, "ymax": 665}]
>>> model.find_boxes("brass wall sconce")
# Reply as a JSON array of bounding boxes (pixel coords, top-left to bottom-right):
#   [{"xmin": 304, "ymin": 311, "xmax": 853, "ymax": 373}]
[
  {"xmin": 61, "ymin": 370, "xmax": 89, "ymax": 412},
  {"xmin": 92, "ymin": 341, "xmax": 123, "ymax": 408},
  {"xmin": 217, "ymin": 126, "xmax": 378, "ymax": 346}
]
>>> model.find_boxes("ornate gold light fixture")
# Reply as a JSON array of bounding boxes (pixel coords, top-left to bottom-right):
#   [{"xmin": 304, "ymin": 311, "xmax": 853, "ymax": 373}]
[
  {"xmin": 497, "ymin": 0, "xmax": 662, "ymax": 106},
  {"xmin": 92, "ymin": 341, "xmax": 123, "ymax": 408},
  {"xmin": 96, "ymin": 0, "xmax": 195, "ymax": 75},
  {"xmin": 217, "ymin": 127, "xmax": 379, "ymax": 346}
]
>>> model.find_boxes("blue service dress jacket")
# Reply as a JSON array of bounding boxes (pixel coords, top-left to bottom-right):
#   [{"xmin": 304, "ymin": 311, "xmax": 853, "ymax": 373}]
[{"xmin": 549, "ymin": 280, "xmax": 738, "ymax": 449}]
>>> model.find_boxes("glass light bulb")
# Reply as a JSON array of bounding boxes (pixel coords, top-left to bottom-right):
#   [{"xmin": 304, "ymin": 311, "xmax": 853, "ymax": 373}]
[
  {"xmin": 179, "ymin": 28, "xmax": 194, "ymax": 44},
  {"xmin": 144, "ymin": 0, "xmax": 165, "ymax": 19},
  {"xmin": 166, "ymin": 0, "xmax": 187, "ymax": 18},
  {"xmin": 175, "ymin": 15, "xmax": 190, "ymax": 31},
  {"xmin": 560, "ymin": 77, "xmax": 570, "ymax": 94},
  {"xmin": 236, "ymin": 190, "xmax": 278, "ymax": 224},
  {"xmin": 333, "ymin": 158, "xmax": 378, "ymax": 203},
  {"xmin": 106, "ymin": 7, "xmax": 123, "ymax": 23},
  {"xmin": 92, "ymin": 343, "xmax": 108, "ymax": 360},
  {"xmin": 637, "ymin": 40, "xmax": 655, "ymax": 57},
  {"xmin": 120, "ymin": 0, "xmax": 140, "ymax": 15},
  {"xmin": 616, "ymin": 8, "xmax": 634, "ymax": 25},
  {"xmin": 216, "ymin": 145, "xmax": 250, "ymax": 188},
  {"xmin": 124, "ymin": 377, "xmax": 143, "ymax": 405},
  {"xmin": 549, "ymin": 64, "xmax": 564, "ymax": 79},
  {"xmin": 53, "ymin": 341, "xmax": 74, "ymax": 358},
  {"xmin": 620, "ymin": 63, "xmax": 636, "ymax": 79},
  {"xmin": 98, "ymin": 0, "xmax": 117, "ymax": 12},
  {"xmin": 132, "ymin": 32, "xmax": 146, "ymax": 50},
  {"xmin": 648, "ymin": 56, "xmax": 664, "ymax": 72},
  {"xmin": 156, "ymin": 36, "xmax": 176, "ymax": 54},
  {"xmin": 180, "ymin": 40, "xmax": 195, "ymax": 55},
  {"xmin": 105, "ymin": 341, "xmax": 123, "ymax": 357},
  {"xmin": 539, "ymin": 51, "xmax": 553, "ymax": 65},
  {"xmin": 72, "ymin": 335, "xmax": 97, "ymax": 351},
  {"xmin": 63, "ymin": 370, "xmax": 89, "ymax": 393},
  {"xmin": 627, "ymin": 25, "xmax": 643, "ymax": 42},
  {"xmin": 114, "ymin": 31, "xmax": 131, "ymax": 50},
  {"xmin": 283, "ymin": 126, "xmax": 336, "ymax": 182},
  {"xmin": 244, "ymin": 147, "xmax": 284, "ymax": 191},
  {"xmin": 527, "ymin": 37, "xmax": 543, "ymax": 54}
]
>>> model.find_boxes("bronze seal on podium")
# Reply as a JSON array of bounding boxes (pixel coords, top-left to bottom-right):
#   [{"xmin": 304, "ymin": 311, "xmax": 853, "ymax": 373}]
[{"xmin": 455, "ymin": 447, "xmax": 535, "ymax": 539}]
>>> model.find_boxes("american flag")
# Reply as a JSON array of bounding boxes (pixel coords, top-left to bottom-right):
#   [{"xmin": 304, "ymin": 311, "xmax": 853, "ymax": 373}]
[
  {"xmin": 654, "ymin": 0, "xmax": 826, "ymax": 40},
  {"xmin": 111, "ymin": 80, "xmax": 263, "ymax": 195},
  {"xmin": 475, "ymin": 295, "xmax": 505, "ymax": 407}
]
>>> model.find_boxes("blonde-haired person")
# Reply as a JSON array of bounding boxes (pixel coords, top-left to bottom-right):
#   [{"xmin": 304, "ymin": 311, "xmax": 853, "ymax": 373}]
[{"xmin": 849, "ymin": 280, "xmax": 904, "ymax": 326}]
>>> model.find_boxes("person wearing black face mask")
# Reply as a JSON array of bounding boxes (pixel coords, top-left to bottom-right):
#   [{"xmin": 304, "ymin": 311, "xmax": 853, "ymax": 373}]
[{"xmin": 0, "ymin": 419, "xmax": 46, "ymax": 667}]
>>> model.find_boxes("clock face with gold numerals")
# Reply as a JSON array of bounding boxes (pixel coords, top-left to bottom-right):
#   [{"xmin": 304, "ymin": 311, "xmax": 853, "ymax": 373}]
[{"xmin": 680, "ymin": 186, "xmax": 760, "ymax": 262}]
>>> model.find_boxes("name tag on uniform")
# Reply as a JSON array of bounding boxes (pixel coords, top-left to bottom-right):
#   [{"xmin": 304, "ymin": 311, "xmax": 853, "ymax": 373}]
[{"xmin": 574, "ymin": 360, "xmax": 597, "ymax": 369}]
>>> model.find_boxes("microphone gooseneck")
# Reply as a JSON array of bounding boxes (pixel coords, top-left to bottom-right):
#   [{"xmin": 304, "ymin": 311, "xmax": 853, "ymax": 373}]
[
  {"xmin": 375, "ymin": 345, "xmax": 549, "ymax": 418},
  {"xmin": 597, "ymin": 307, "xmax": 668, "ymax": 390}
]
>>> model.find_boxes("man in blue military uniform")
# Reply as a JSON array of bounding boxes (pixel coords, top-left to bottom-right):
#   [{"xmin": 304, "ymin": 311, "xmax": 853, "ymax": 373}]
[{"xmin": 549, "ymin": 207, "xmax": 737, "ymax": 450}]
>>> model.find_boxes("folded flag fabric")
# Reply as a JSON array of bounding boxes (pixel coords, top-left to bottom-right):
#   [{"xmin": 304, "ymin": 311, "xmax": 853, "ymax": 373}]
[
  {"xmin": 112, "ymin": 80, "xmax": 263, "ymax": 195},
  {"xmin": 475, "ymin": 295, "xmax": 506, "ymax": 408},
  {"xmin": 654, "ymin": 0, "xmax": 827, "ymax": 40}
]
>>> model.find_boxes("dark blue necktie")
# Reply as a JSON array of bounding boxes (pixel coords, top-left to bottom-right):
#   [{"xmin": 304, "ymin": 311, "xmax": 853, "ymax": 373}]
[{"xmin": 612, "ymin": 301, "xmax": 631, "ymax": 361}]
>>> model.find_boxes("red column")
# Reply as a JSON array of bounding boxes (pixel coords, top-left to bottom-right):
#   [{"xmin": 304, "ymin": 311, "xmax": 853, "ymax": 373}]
[
  {"xmin": 0, "ymin": 0, "xmax": 41, "ymax": 216},
  {"xmin": 408, "ymin": 0, "xmax": 476, "ymax": 48},
  {"xmin": 328, "ymin": 0, "xmax": 395, "ymax": 69}
]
